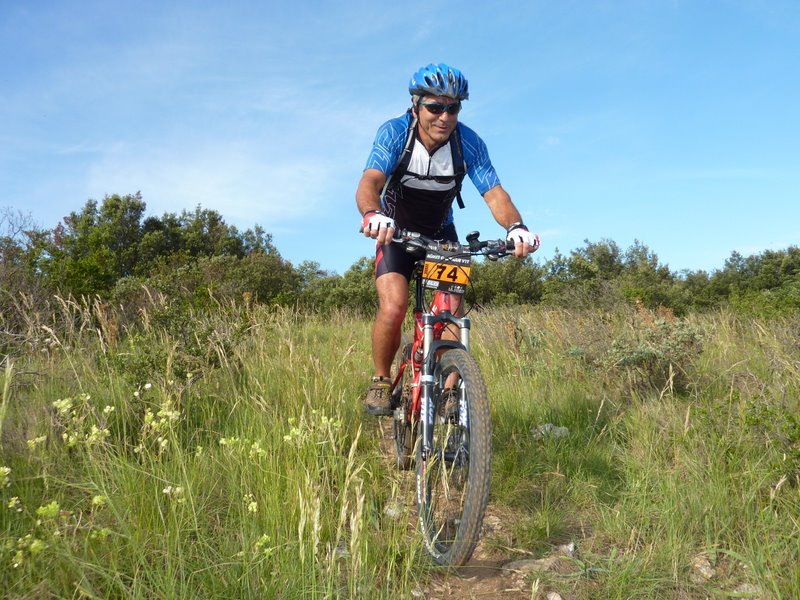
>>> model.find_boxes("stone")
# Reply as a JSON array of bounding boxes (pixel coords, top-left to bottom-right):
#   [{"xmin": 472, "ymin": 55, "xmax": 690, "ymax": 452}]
[{"xmin": 531, "ymin": 423, "xmax": 570, "ymax": 441}]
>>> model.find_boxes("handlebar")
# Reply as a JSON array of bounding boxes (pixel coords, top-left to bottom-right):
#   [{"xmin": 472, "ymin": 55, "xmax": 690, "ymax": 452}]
[{"xmin": 392, "ymin": 229, "xmax": 514, "ymax": 259}]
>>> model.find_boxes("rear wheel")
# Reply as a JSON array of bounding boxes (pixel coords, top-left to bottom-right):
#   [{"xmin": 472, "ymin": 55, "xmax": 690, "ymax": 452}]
[
  {"xmin": 416, "ymin": 348, "xmax": 492, "ymax": 566},
  {"xmin": 392, "ymin": 342, "xmax": 416, "ymax": 470}
]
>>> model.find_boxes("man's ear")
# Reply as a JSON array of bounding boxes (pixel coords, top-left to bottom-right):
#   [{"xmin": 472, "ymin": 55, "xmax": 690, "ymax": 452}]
[{"xmin": 410, "ymin": 95, "xmax": 421, "ymax": 118}]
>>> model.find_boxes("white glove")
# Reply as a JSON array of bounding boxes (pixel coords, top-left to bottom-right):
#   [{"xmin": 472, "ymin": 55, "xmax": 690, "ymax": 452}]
[
  {"xmin": 506, "ymin": 224, "xmax": 540, "ymax": 251},
  {"xmin": 361, "ymin": 210, "xmax": 396, "ymax": 235}
]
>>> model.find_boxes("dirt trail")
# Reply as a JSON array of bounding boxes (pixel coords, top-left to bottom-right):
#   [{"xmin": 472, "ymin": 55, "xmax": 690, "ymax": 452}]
[
  {"xmin": 374, "ymin": 420, "xmax": 561, "ymax": 600},
  {"xmin": 420, "ymin": 518, "xmax": 538, "ymax": 600}
]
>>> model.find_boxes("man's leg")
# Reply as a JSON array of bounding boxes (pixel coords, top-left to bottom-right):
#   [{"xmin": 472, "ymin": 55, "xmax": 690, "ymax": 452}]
[
  {"xmin": 372, "ymin": 272, "xmax": 409, "ymax": 377},
  {"xmin": 440, "ymin": 293, "xmax": 463, "ymax": 392},
  {"xmin": 440, "ymin": 292, "xmax": 464, "ymax": 343},
  {"xmin": 364, "ymin": 272, "xmax": 408, "ymax": 415}
]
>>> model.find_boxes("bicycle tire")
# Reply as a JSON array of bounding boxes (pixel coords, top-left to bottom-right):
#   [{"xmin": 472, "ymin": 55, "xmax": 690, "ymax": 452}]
[
  {"xmin": 392, "ymin": 341, "xmax": 416, "ymax": 470},
  {"xmin": 416, "ymin": 348, "xmax": 492, "ymax": 566}
]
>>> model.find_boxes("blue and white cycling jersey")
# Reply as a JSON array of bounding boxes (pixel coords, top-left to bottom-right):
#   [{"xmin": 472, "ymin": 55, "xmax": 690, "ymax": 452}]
[{"xmin": 364, "ymin": 112, "xmax": 501, "ymax": 236}]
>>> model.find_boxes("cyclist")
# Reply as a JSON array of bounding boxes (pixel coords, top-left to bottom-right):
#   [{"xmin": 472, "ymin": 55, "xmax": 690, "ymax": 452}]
[{"xmin": 357, "ymin": 62, "xmax": 540, "ymax": 416}]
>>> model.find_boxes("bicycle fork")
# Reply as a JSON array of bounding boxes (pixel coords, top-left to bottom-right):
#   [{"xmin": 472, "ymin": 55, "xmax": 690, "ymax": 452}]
[{"xmin": 418, "ymin": 310, "xmax": 471, "ymax": 462}]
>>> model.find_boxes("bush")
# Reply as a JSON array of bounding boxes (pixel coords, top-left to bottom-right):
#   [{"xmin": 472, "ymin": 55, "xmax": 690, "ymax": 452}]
[{"xmin": 603, "ymin": 304, "xmax": 703, "ymax": 397}]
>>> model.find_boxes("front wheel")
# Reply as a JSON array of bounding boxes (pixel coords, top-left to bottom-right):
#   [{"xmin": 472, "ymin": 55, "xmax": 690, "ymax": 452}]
[{"xmin": 416, "ymin": 348, "xmax": 492, "ymax": 567}]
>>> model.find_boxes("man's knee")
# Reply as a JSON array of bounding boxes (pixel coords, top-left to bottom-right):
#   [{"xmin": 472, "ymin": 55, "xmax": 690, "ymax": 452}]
[
  {"xmin": 377, "ymin": 300, "xmax": 406, "ymax": 326},
  {"xmin": 375, "ymin": 274, "xmax": 408, "ymax": 324}
]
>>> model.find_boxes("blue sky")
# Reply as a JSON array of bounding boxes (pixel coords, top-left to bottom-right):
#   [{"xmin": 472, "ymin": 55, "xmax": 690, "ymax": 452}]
[{"xmin": 2, "ymin": 0, "xmax": 798, "ymax": 275}]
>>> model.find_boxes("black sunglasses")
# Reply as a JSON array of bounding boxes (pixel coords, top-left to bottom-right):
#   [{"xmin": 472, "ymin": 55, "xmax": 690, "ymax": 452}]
[{"xmin": 419, "ymin": 101, "xmax": 461, "ymax": 115}]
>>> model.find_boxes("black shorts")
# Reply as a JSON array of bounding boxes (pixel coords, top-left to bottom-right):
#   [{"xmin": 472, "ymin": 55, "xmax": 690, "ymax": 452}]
[{"xmin": 375, "ymin": 223, "xmax": 459, "ymax": 280}]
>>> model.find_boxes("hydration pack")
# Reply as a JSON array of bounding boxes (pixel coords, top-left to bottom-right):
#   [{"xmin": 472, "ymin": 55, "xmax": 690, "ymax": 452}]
[{"xmin": 380, "ymin": 111, "xmax": 467, "ymax": 210}]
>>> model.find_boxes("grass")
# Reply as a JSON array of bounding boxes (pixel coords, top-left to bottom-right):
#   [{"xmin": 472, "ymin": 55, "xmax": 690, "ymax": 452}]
[{"xmin": 1, "ymin": 298, "xmax": 799, "ymax": 598}]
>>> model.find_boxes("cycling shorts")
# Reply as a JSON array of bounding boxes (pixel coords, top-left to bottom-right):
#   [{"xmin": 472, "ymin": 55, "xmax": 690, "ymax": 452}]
[{"xmin": 375, "ymin": 223, "xmax": 459, "ymax": 281}]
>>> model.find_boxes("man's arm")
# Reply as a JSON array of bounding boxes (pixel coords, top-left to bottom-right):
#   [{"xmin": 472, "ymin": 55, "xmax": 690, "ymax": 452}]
[
  {"xmin": 356, "ymin": 168, "xmax": 385, "ymax": 216},
  {"xmin": 483, "ymin": 184, "xmax": 538, "ymax": 258},
  {"xmin": 356, "ymin": 169, "xmax": 394, "ymax": 245},
  {"xmin": 483, "ymin": 184, "xmax": 522, "ymax": 229}
]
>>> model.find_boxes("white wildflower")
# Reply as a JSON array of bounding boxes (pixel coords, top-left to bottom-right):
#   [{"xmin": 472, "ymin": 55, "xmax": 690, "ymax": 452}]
[
  {"xmin": 26, "ymin": 435, "xmax": 47, "ymax": 450},
  {"xmin": 52, "ymin": 398, "xmax": 73, "ymax": 415},
  {"xmin": 86, "ymin": 425, "xmax": 110, "ymax": 444},
  {"xmin": 1, "ymin": 466, "xmax": 12, "ymax": 487},
  {"xmin": 244, "ymin": 493, "xmax": 258, "ymax": 514},
  {"xmin": 162, "ymin": 485, "xmax": 186, "ymax": 504}
]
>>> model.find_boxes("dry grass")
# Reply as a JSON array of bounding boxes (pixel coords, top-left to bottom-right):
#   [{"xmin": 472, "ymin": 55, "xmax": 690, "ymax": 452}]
[{"xmin": 1, "ymin": 298, "xmax": 798, "ymax": 597}]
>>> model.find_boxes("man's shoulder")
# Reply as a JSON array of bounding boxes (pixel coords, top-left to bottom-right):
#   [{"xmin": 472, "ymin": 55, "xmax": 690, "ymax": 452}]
[
  {"xmin": 455, "ymin": 122, "xmax": 484, "ymax": 145},
  {"xmin": 455, "ymin": 122, "xmax": 489, "ymax": 161},
  {"xmin": 365, "ymin": 112, "xmax": 412, "ymax": 174},
  {"xmin": 376, "ymin": 112, "xmax": 413, "ymax": 137}
]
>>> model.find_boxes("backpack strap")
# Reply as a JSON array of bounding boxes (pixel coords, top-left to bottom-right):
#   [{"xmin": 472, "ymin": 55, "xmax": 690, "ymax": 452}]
[
  {"xmin": 450, "ymin": 125, "xmax": 467, "ymax": 209},
  {"xmin": 380, "ymin": 110, "xmax": 417, "ymax": 202}
]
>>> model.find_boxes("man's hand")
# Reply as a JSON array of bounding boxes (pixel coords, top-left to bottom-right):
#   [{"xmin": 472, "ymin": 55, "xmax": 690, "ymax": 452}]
[
  {"xmin": 506, "ymin": 224, "xmax": 540, "ymax": 258},
  {"xmin": 361, "ymin": 210, "xmax": 396, "ymax": 245}
]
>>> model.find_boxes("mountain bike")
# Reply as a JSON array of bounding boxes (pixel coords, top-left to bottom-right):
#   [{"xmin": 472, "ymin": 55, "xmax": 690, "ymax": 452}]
[{"xmin": 386, "ymin": 229, "xmax": 514, "ymax": 567}]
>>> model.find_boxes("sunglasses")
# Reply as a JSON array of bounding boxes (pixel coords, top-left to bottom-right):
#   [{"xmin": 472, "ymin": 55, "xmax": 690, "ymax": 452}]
[{"xmin": 419, "ymin": 101, "xmax": 462, "ymax": 115}]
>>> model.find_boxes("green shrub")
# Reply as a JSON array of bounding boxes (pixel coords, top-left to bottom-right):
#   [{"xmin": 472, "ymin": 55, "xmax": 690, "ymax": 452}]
[{"xmin": 604, "ymin": 307, "xmax": 703, "ymax": 397}]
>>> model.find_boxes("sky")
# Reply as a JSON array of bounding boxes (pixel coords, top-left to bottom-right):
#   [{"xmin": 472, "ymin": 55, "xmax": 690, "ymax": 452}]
[{"xmin": 1, "ymin": 0, "xmax": 798, "ymax": 276}]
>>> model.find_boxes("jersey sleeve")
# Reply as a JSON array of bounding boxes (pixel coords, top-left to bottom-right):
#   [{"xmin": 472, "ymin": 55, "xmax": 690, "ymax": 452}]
[
  {"xmin": 363, "ymin": 114, "xmax": 410, "ymax": 175},
  {"xmin": 459, "ymin": 124, "xmax": 501, "ymax": 196}
]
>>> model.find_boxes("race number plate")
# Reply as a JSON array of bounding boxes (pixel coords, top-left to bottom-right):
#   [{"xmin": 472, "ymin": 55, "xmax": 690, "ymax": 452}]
[{"xmin": 422, "ymin": 250, "xmax": 472, "ymax": 294}]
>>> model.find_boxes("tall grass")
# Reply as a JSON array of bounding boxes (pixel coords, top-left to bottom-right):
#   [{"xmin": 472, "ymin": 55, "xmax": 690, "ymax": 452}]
[
  {"xmin": 475, "ymin": 306, "xmax": 799, "ymax": 598},
  {"xmin": 1, "ymin": 297, "xmax": 798, "ymax": 598}
]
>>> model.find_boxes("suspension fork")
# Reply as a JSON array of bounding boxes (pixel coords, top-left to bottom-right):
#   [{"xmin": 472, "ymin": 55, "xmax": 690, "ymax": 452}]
[{"xmin": 419, "ymin": 308, "xmax": 471, "ymax": 460}]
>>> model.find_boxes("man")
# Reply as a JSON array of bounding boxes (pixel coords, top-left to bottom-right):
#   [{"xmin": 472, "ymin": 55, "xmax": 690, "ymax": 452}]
[{"xmin": 356, "ymin": 63, "xmax": 540, "ymax": 416}]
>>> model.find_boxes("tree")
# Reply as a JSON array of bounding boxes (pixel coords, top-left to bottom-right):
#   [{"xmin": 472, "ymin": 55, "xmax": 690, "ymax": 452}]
[
  {"xmin": 137, "ymin": 212, "xmax": 186, "ymax": 273},
  {"xmin": 569, "ymin": 239, "xmax": 624, "ymax": 281},
  {"xmin": 538, "ymin": 239, "xmax": 627, "ymax": 310},
  {"xmin": 0, "ymin": 207, "xmax": 50, "ymax": 304},
  {"xmin": 41, "ymin": 193, "xmax": 146, "ymax": 296},
  {"xmin": 676, "ymin": 269, "xmax": 714, "ymax": 311},
  {"xmin": 39, "ymin": 194, "xmax": 284, "ymax": 298},
  {"xmin": 179, "ymin": 206, "xmax": 247, "ymax": 258},
  {"xmin": 294, "ymin": 260, "xmax": 392, "ymax": 313},
  {"xmin": 619, "ymin": 240, "xmax": 675, "ymax": 308},
  {"xmin": 468, "ymin": 256, "xmax": 544, "ymax": 306},
  {"xmin": 0, "ymin": 208, "xmax": 40, "ymax": 278}
]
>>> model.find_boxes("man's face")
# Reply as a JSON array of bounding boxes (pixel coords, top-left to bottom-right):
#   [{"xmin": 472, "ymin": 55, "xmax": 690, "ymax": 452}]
[{"xmin": 414, "ymin": 94, "xmax": 460, "ymax": 150}]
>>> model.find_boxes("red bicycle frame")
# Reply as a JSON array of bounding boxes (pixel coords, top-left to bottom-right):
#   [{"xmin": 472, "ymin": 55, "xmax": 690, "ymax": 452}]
[{"xmin": 391, "ymin": 276, "xmax": 471, "ymax": 447}]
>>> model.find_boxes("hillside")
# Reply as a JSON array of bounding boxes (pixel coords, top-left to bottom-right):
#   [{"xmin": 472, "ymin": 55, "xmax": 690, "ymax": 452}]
[{"xmin": 1, "ymin": 299, "xmax": 798, "ymax": 597}]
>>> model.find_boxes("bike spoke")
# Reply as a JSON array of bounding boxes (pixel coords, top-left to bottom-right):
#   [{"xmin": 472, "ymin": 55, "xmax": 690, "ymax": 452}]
[{"xmin": 417, "ymin": 349, "xmax": 491, "ymax": 566}]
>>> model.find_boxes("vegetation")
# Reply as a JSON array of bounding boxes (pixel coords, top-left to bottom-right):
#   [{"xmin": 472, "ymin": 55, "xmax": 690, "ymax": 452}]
[
  {"xmin": 3, "ymin": 195, "xmax": 800, "ymax": 325},
  {"xmin": 1, "ymin": 194, "xmax": 798, "ymax": 597},
  {"xmin": 1, "ymin": 297, "xmax": 798, "ymax": 598}
]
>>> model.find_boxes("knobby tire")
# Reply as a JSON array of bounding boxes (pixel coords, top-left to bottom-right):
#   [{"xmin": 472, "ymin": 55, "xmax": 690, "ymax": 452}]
[{"xmin": 416, "ymin": 348, "xmax": 492, "ymax": 567}]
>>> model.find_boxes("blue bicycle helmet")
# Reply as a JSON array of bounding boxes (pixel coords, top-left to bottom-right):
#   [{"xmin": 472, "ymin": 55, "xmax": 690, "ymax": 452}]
[{"xmin": 408, "ymin": 63, "xmax": 469, "ymax": 100}]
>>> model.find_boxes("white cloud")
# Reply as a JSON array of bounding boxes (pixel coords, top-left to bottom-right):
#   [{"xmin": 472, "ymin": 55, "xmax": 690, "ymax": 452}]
[
  {"xmin": 85, "ymin": 142, "xmax": 335, "ymax": 225},
  {"xmin": 542, "ymin": 136, "xmax": 561, "ymax": 148},
  {"xmin": 412, "ymin": 23, "xmax": 433, "ymax": 42}
]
